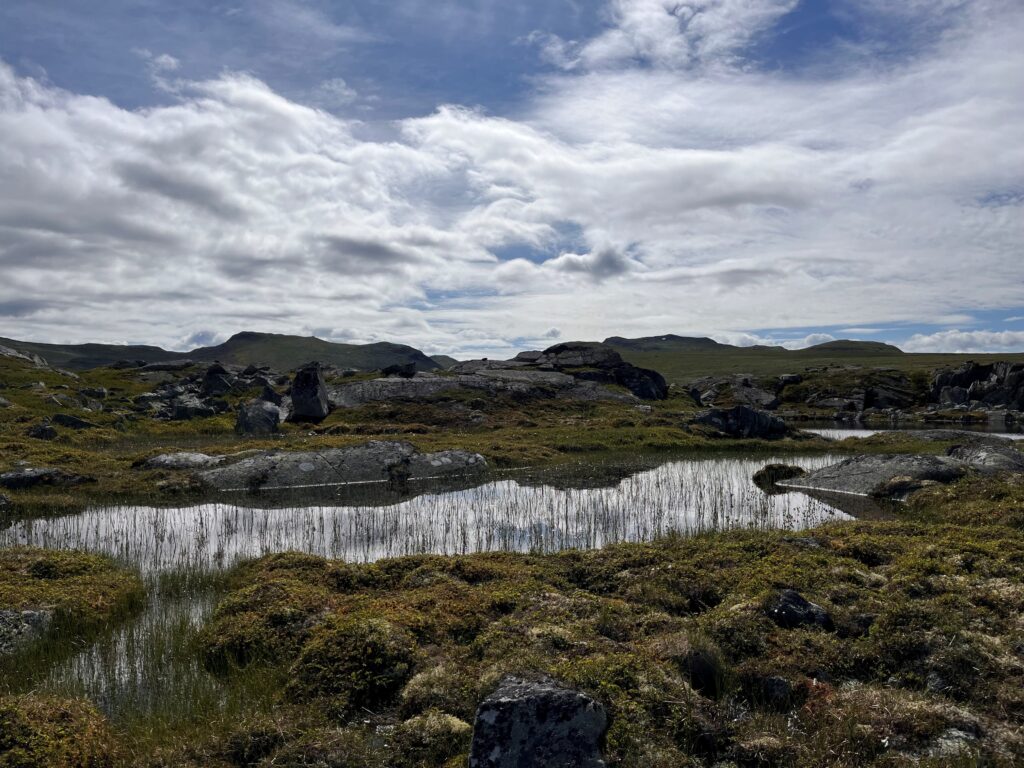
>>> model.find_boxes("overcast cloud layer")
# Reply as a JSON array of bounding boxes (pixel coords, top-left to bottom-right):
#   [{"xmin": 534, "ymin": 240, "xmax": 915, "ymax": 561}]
[{"xmin": 1, "ymin": 0, "xmax": 1023, "ymax": 357}]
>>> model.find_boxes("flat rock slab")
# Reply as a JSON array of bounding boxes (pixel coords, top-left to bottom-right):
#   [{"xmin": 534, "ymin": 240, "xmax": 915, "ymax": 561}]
[
  {"xmin": 138, "ymin": 452, "xmax": 226, "ymax": 470},
  {"xmin": 779, "ymin": 454, "xmax": 964, "ymax": 498},
  {"xmin": 470, "ymin": 676, "xmax": 607, "ymax": 768},
  {"xmin": 0, "ymin": 468, "xmax": 96, "ymax": 490},
  {"xmin": 198, "ymin": 440, "xmax": 487, "ymax": 492}
]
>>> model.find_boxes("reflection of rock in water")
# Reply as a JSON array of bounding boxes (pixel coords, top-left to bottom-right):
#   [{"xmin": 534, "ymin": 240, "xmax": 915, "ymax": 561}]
[{"xmin": 794, "ymin": 490, "xmax": 898, "ymax": 520}]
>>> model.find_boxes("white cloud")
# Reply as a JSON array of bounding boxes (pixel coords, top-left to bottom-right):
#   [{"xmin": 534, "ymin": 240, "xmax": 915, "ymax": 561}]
[
  {"xmin": 903, "ymin": 330, "xmax": 1024, "ymax": 354},
  {"xmin": 1, "ymin": 0, "xmax": 1023, "ymax": 358}
]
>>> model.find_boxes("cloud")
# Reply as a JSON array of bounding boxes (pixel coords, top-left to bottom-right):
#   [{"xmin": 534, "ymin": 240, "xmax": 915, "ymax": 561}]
[
  {"xmin": 541, "ymin": 0, "xmax": 799, "ymax": 71},
  {"xmin": 0, "ymin": 0, "xmax": 1023, "ymax": 359},
  {"xmin": 903, "ymin": 330, "xmax": 1024, "ymax": 354}
]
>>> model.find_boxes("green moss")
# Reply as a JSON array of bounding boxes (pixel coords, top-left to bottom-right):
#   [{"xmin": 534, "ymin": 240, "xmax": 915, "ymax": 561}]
[
  {"xmin": 0, "ymin": 548, "xmax": 144, "ymax": 627},
  {"xmin": 0, "ymin": 694, "xmax": 120, "ymax": 767}
]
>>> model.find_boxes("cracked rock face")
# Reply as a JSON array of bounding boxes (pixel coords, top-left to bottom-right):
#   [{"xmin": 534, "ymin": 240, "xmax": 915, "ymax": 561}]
[
  {"xmin": 196, "ymin": 440, "xmax": 487, "ymax": 492},
  {"xmin": 469, "ymin": 676, "xmax": 607, "ymax": 768}
]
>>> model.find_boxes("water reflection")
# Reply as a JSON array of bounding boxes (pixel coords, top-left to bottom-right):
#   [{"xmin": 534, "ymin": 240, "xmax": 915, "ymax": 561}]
[{"xmin": 2, "ymin": 455, "xmax": 852, "ymax": 574}]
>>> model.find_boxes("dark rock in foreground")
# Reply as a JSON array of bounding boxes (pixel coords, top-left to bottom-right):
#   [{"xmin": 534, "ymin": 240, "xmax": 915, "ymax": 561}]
[
  {"xmin": 0, "ymin": 468, "xmax": 96, "ymax": 490},
  {"xmin": 765, "ymin": 589, "xmax": 834, "ymax": 631},
  {"xmin": 26, "ymin": 423, "xmax": 58, "ymax": 440},
  {"xmin": 288, "ymin": 362, "xmax": 331, "ymax": 423},
  {"xmin": 469, "ymin": 675, "xmax": 607, "ymax": 768},
  {"xmin": 696, "ymin": 406, "xmax": 791, "ymax": 439},
  {"xmin": 197, "ymin": 440, "xmax": 487, "ymax": 492}
]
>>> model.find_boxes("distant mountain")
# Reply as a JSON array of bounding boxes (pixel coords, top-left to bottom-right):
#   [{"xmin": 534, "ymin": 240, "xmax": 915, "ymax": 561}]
[
  {"xmin": 603, "ymin": 334, "xmax": 731, "ymax": 352},
  {"xmin": 0, "ymin": 332, "xmax": 439, "ymax": 372},
  {"xmin": 795, "ymin": 340, "xmax": 904, "ymax": 356},
  {"xmin": 430, "ymin": 355, "xmax": 460, "ymax": 369}
]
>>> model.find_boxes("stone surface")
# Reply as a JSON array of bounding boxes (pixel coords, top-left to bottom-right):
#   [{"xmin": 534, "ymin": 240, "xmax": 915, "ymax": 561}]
[
  {"xmin": 382, "ymin": 362, "xmax": 418, "ymax": 378},
  {"xmin": 198, "ymin": 440, "xmax": 487, "ymax": 492},
  {"xmin": 947, "ymin": 442, "xmax": 1024, "ymax": 473},
  {"xmin": 0, "ymin": 468, "xmax": 96, "ymax": 489},
  {"xmin": 765, "ymin": 589, "xmax": 834, "ymax": 631},
  {"xmin": 0, "ymin": 609, "xmax": 53, "ymax": 655},
  {"xmin": 778, "ymin": 454, "xmax": 964, "ymax": 499},
  {"xmin": 168, "ymin": 394, "xmax": 218, "ymax": 420},
  {"xmin": 138, "ymin": 452, "xmax": 226, "ymax": 470},
  {"xmin": 689, "ymin": 375, "xmax": 780, "ymax": 410},
  {"xmin": 753, "ymin": 464, "xmax": 807, "ymax": 493},
  {"xmin": 235, "ymin": 399, "xmax": 282, "ymax": 436},
  {"xmin": 695, "ymin": 406, "xmax": 791, "ymax": 439},
  {"xmin": 469, "ymin": 676, "xmax": 607, "ymax": 768},
  {"xmin": 26, "ymin": 423, "xmax": 58, "ymax": 440},
  {"xmin": 289, "ymin": 362, "xmax": 331, "ymax": 423},
  {"xmin": 52, "ymin": 413, "xmax": 98, "ymax": 430}
]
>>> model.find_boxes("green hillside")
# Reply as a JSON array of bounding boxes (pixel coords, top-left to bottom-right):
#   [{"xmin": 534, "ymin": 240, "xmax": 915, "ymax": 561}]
[
  {"xmin": 0, "ymin": 332, "xmax": 439, "ymax": 372},
  {"xmin": 604, "ymin": 335, "xmax": 1024, "ymax": 385}
]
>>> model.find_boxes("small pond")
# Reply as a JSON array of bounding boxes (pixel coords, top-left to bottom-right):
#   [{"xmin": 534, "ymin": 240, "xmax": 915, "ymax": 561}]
[{"xmin": 0, "ymin": 452, "xmax": 875, "ymax": 733}]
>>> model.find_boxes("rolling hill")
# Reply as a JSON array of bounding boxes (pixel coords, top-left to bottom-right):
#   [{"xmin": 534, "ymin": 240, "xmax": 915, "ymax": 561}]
[
  {"xmin": 604, "ymin": 334, "xmax": 1024, "ymax": 384},
  {"xmin": 0, "ymin": 332, "xmax": 439, "ymax": 373}
]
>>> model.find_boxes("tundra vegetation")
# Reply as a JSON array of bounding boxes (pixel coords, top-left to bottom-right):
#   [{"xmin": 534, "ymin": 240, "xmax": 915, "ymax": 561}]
[{"xmin": 1, "ymin": 337, "xmax": 1024, "ymax": 766}]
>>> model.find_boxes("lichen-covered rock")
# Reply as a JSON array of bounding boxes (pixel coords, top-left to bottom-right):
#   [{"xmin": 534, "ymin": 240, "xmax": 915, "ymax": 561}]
[
  {"xmin": 197, "ymin": 441, "xmax": 486, "ymax": 492},
  {"xmin": 136, "ymin": 452, "xmax": 225, "ymax": 470},
  {"xmin": 695, "ymin": 405, "xmax": 790, "ymax": 439},
  {"xmin": 778, "ymin": 454, "xmax": 964, "ymax": 499},
  {"xmin": 469, "ymin": 676, "xmax": 608, "ymax": 768},
  {"xmin": 235, "ymin": 399, "xmax": 282, "ymax": 436},
  {"xmin": 0, "ymin": 468, "xmax": 96, "ymax": 490}
]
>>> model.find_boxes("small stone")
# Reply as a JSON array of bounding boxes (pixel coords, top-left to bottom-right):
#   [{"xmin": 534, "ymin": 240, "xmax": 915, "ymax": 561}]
[{"xmin": 765, "ymin": 589, "xmax": 834, "ymax": 631}]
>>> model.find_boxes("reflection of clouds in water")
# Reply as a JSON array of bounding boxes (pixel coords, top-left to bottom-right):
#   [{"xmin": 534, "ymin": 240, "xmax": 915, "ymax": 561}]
[{"xmin": 1, "ymin": 455, "xmax": 847, "ymax": 574}]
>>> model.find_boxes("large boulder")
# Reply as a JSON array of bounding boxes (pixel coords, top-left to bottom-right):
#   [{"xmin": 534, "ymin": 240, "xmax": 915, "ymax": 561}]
[
  {"xmin": 689, "ymin": 375, "xmax": 779, "ymax": 410},
  {"xmin": 931, "ymin": 361, "xmax": 1024, "ymax": 410},
  {"xmin": 539, "ymin": 342, "xmax": 623, "ymax": 369},
  {"xmin": 201, "ymin": 363, "xmax": 236, "ymax": 397},
  {"xmin": 695, "ymin": 406, "xmax": 790, "ymax": 439},
  {"xmin": 168, "ymin": 395, "xmax": 218, "ymax": 421},
  {"xmin": 469, "ymin": 676, "xmax": 607, "ymax": 768},
  {"xmin": 197, "ymin": 441, "xmax": 487, "ymax": 492},
  {"xmin": 235, "ymin": 399, "xmax": 282, "ymax": 436},
  {"xmin": 289, "ymin": 362, "xmax": 331, "ymax": 423},
  {"xmin": 778, "ymin": 454, "xmax": 965, "ymax": 499},
  {"xmin": 612, "ymin": 365, "xmax": 668, "ymax": 400}
]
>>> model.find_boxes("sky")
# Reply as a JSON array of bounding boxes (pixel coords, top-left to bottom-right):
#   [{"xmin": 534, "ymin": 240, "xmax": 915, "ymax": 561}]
[{"xmin": 0, "ymin": 0, "xmax": 1023, "ymax": 358}]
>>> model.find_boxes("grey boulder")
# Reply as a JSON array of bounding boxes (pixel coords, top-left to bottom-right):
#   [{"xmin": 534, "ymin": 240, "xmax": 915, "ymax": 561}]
[
  {"xmin": 469, "ymin": 676, "xmax": 607, "ymax": 768},
  {"xmin": 695, "ymin": 406, "xmax": 791, "ymax": 439},
  {"xmin": 235, "ymin": 399, "xmax": 283, "ymax": 436},
  {"xmin": 197, "ymin": 440, "xmax": 487, "ymax": 492},
  {"xmin": 137, "ymin": 452, "xmax": 226, "ymax": 470},
  {"xmin": 0, "ymin": 468, "xmax": 96, "ymax": 490},
  {"xmin": 779, "ymin": 454, "xmax": 964, "ymax": 499}
]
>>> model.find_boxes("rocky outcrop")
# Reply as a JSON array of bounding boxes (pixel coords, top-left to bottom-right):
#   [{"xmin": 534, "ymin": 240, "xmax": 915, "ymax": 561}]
[
  {"xmin": 779, "ymin": 434, "xmax": 1024, "ymax": 499},
  {"xmin": 932, "ymin": 361, "xmax": 1024, "ymax": 410},
  {"xmin": 0, "ymin": 609, "xmax": 53, "ymax": 655},
  {"xmin": 288, "ymin": 362, "xmax": 331, "ymax": 423},
  {"xmin": 329, "ymin": 370, "xmax": 634, "ymax": 410},
  {"xmin": 695, "ymin": 406, "xmax": 792, "ymax": 439},
  {"xmin": 469, "ymin": 676, "xmax": 607, "ymax": 768},
  {"xmin": 0, "ymin": 468, "xmax": 96, "ymax": 489},
  {"xmin": 689, "ymin": 375, "xmax": 779, "ymax": 410},
  {"xmin": 235, "ymin": 399, "xmax": 283, "ymax": 436},
  {"xmin": 136, "ymin": 452, "xmax": 226, "ymax": 470},
  {"xmin": 52, "ymin": 413, "xmax": 98, "ymax": 430},
  {"xmin": 197, "ymin": 440, "xmax": 487, "ymax": 492}
]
